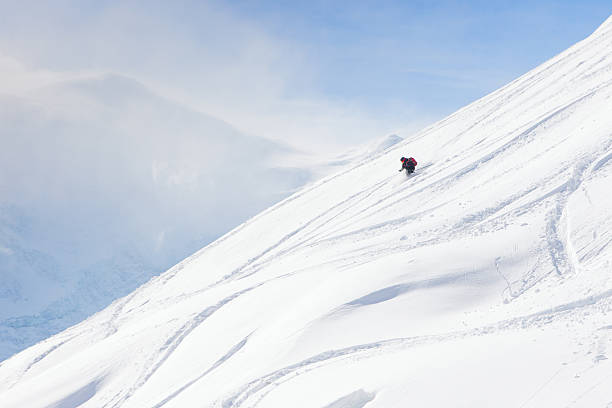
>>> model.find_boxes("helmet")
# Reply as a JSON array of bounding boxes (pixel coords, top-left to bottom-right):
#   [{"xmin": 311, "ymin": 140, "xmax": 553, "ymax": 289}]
[{"xmin": 400, "ymin": 157, "xmax": 406, "ymax": 162}]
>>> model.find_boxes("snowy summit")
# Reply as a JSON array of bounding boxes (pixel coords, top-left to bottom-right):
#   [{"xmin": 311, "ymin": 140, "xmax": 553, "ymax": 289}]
[{"xmin": 1, "ymin": 15, "xmax": 612, "ymax": 408}]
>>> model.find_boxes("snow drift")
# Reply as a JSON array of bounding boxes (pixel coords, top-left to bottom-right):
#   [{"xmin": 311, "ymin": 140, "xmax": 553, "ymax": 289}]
[{"xmin": 1, "ymin": 16, "xmax": 612, "ymax": 408}]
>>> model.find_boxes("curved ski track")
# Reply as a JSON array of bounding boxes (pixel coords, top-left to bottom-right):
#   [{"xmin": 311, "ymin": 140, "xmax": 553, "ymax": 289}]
[{"xmin": 217, "ymin": 289, "xmax": 612, "ymax": 408}]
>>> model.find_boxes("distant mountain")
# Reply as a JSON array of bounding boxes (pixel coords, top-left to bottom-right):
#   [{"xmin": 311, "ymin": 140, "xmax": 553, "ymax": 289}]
[
  {"xmin": 2, "ymin": 15, "xmax": 612, "ymax": 408},
  {"xmin": 0, "ymin": 74, "xmax": 312, "ymax": 360}
]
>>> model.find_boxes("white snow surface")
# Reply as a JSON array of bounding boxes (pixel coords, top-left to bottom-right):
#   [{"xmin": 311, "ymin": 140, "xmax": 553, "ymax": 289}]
[{"xmin": 2, "ymin": 16, "xmax": 612, "ymax": 408}]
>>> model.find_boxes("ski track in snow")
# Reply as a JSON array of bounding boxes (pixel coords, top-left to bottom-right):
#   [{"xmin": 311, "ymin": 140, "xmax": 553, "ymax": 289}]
[
  {"xmin": 151, "ymin": 334, "xmax": 252, "ymax": 408},
  {"xmin": 103, "ymin": 285, "xmax": 261, "ymax": 408},
  {"xmin": 158, "ymin": 76, "xmax": 609, "ymax": 299},
  {"xmin": 218, "ymin": 289, "xmax": 612, "ymax": 408},
  {"xmin": 133, "ymin": 127, "xmax": 612, "ymax": 406},
  {"xmin": 146, "ymin": 131, "xmax": 612, "ymax": 407},
  {"xmin": 2, "ymin": 15, "xmax": 612, "ymax": 408},
  {"xmin": 7, "ymin": 129, "xmax": 611, "ymax": 406}
]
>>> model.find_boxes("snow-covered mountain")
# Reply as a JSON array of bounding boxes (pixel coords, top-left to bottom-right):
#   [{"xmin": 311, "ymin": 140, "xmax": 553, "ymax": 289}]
[
  {"xmin": 2, "ymin": 15, "xmax": 612, "ymax": 408},
  {"xmin": 0, "ymin": 74, "xmax": 313, "ymax": 360}
]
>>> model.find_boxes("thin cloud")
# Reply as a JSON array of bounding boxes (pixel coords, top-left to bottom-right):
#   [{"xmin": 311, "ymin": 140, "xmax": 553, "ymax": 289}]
[{"xmin": 0, "ymin": 1, "xmax": 400, "ymax": 150}]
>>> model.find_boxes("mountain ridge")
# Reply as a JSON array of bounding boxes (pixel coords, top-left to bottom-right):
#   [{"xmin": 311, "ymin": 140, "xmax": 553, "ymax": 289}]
[{"xmin": 1, "ymin": 15, "xmax": 611, "ymax": 408}]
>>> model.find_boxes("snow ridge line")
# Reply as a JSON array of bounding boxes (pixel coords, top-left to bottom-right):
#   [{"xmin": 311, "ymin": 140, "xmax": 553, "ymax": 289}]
[
  {"xmin": 433, "ymin": 23, "xmax": 611, "ymax": 153},
  {"xmin": 409, "ymin": 11, "xmax": 611, "ymax": 147}
]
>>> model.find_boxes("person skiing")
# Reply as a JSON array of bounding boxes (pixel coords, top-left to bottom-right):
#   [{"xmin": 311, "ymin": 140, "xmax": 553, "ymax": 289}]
[{"xmin": 399, "ymin": 157, "xmax": 417, "ymax": 174}]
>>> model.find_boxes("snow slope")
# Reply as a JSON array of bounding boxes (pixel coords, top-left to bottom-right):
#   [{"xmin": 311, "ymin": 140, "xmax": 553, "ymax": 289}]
[{"xmin": 2, "ymin": 16, "xmax": 612, "ymax": 408}]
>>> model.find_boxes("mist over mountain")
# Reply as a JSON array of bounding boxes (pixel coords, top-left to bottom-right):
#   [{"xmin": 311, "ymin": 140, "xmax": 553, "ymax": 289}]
[
  {"xmin": 1, "ymin": 14, "xmax": 611, "ymax": 408},
  {"xmin": 0, "ymin": 73, "xmax": 314, "ymax": 360}
]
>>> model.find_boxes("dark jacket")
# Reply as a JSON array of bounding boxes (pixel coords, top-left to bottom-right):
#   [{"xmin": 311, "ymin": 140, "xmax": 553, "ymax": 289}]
[{"xmin": 400, "ymin": 157, "xmax": 417, "ymax": 172}]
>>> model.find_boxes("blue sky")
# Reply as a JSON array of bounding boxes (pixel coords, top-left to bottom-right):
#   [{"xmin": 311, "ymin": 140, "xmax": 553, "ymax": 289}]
[
  {"xmin": 0, "ymin": 1, "xmax": 610, "ymax": 355},
  {"xmin": 0, "ymin": 1, "xmax": 610, "ymax": 148},
  {"xmin": 222, "ymin": 0, "xmax": 611, "ymax": 117}
]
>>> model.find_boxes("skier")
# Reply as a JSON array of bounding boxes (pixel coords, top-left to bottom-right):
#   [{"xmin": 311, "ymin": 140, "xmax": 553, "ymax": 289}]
[{"xmin": 399, "ymin": 157, "xmax": 417, "ymax": 174}]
